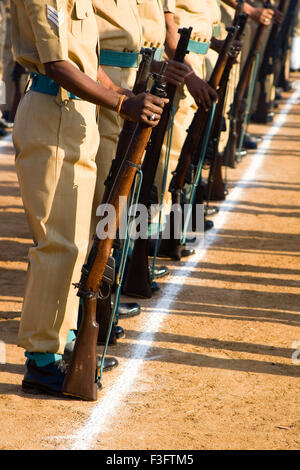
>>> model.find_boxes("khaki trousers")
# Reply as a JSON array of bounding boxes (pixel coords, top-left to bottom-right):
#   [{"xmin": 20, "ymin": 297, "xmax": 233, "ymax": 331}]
[
  {"xmin": 13, "ymin": 90, "xmax": 99, "ymax": 354},
  {"xmin": 0, "ymin": 1, "xmax": 6, "ymax": 77},
  {"xmin": 1, "ymin": 13, "xmax": 14, "ymax": 114},
  {"xmin": 218, "ymin": 5, "xmax": 240, "ymax": 153}
]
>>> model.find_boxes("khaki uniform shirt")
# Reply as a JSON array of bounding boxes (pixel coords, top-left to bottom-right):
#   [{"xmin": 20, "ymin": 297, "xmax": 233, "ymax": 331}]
[
  {"xmin": 137, "ymin": 0, "xmax": 166, "ymax": 49},
  {"xmin": 163, "ymin": 0, "xmax": 213, "ymax": 43},
  {"xmin": 163, "ymin": 0, "xmax": 214, "ymax": 78},
  {"xmin": 10, "ymin": 0, "xmax": 98, "ymax": 80},
  {"xmin": 94, "ymin": 0, "xmax": 143, "ymax": 52}
]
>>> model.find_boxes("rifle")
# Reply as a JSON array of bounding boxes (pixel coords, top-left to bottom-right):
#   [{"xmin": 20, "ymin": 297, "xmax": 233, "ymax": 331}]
[
  {"xmin": 274, "ymin": 0, "xmax": 298, "ymax": 92},
  {"xmin": 252, "ymin": 0, "xmax": 287, "ymax": 123},
  {"xmin": 158, "ymin": 26, "xmax": 238, "ymax": 262},
  {"xmin": 223, "ymin": 8, "xmax": 269, "ymax": 169},
  {"xmin": 195, "ymin": 5, "xmax": 249, "ymax": 207},
  {"xmin": 102, "ymin": 48, "xmax": 155, "ymax": 201},
  {"xmin": 62, "ymin": 73, "xmax": 167, "ymax": 401},
  {"xmin": 123, "ymin": 27, "xmax": 193, "ymax": 299},
  {"xmin": 95, "ymin": 48, "xmax": 155, "ymax": 345}
]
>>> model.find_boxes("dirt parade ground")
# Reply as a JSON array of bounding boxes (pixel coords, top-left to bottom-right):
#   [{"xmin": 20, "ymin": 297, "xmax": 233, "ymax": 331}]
[{"xmin": 0, "ymin": 76, "xmax": 300, "ymax": 451}]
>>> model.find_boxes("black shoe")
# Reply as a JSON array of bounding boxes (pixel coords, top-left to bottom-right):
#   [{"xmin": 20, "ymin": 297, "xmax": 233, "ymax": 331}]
[
  {"xmin": 251, "ymin": 111, "xmax": 274, "ymax": 124},
  {"xmin": 97, "ymin": 322, "xmax": 125, "ymax": 346},
  {"xmin": 22, "ymin": 359, "xmax": 69, "ymax": 397},
  {"xmin": 64, "ymin": 339, "xmax": 118, "ymax": 373},
  {"xmin": 102, "ymin": 356, "xmax": 118, "ymax": 372},
  {"xmin": 0, "ymin": 128, "xmax": 8, "ymax": 137},
  {"xmin": 204, "ymin": 220, "xmax": 214, "ymax": 232},
  {"xmin": 151, "ymin": 265, "xmax": 170, "ymax": 279},
  {"xmin": 283, "ymin": 80, "xmax": 292, "ymax": 92},
  {"xmin": 204, "ymin": 205, "xmax": 219, "ymax": 217},
  {"xmin": 243, "ymin": 135, "xmax": 258, "ymax": 150},
  {"xmin": 22, "ymin": 355, "xmax": 117, "ymax": 397},
  {"xmin": 180, "ymin": 246, "xmax": 195, "ymax": 257},
  {"xmin": 236, "ymin": 149, "xmax": 247, "ymax": 163},
  {"xmin": 151, "ymin": 281, "xmax": 160, "ymax": 293},
  {"xmin": 114, "ymin": 325, "xmax": 125, "ymax": 339},
  {"xmin": 244, "ymin": 133, "xmax": 262, "ymax": 146},
  {"xmin": 118, "ymin": 302, "xmax": 141, "ymax": 318},
  {"xmin": 185, "ymin": 237, "xmax": 197, "ymax": 245}
]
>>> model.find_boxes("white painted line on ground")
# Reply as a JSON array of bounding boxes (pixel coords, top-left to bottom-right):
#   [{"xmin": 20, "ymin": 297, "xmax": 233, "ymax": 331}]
[{"xmin": 64, "ymin": 81, "xmax": 300, "ymax": 450}]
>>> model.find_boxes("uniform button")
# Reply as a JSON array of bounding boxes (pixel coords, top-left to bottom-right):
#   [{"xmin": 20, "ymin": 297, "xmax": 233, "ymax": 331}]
[{"xmin": 85, "ymin": 11, "xmax": 89, "ymax": 17}]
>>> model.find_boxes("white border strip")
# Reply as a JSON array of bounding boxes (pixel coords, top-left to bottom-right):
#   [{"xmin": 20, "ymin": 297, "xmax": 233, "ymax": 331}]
[{"xmin": 66, "ymin": 81, "xmax": 300, "ymax": 450}]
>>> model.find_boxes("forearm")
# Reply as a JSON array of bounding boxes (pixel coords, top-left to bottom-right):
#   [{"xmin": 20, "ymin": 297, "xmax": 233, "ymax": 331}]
[
  {"xmin": 44, "ymin": 60, "xmax": 121, "ymax": 110},
  {"xmin": 221, "ymin": 0, "xmax": 257, "ymax": 16},
  {"xmin": 97, "ymin": 66, "xmax": 133, "ymax": 97},
  {"xmin": 164, "ymin": 12, "xmax": 181, "ymax": 60},
  {"xmin": 210, "ymin": 37, "xmax": 224, "ymax": 54},
  {"xmin": 164, "ymin": 12, "xmax": 194, "ymax": 76}
]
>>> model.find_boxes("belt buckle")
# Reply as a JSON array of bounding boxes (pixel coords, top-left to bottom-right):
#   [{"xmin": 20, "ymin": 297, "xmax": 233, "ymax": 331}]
[{"xmin": 28, "ymin": 73, "xmax": 38, "ymax": 93}]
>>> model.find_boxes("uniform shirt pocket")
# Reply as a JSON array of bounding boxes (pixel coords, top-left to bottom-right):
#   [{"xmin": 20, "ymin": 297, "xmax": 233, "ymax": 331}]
[{"xmin": 71, "ymin": 0, "xmax": 89, "ymax": 38}]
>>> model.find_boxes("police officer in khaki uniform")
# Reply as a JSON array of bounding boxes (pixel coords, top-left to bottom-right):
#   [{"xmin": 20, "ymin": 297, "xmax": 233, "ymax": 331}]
[
  {"xmin": 92, "ymin": 1, "xmax": 189, "ymax": 322},
  {"xmin": 11, "ymin": 0, "xmax": 166, "ymax": 397},
  {"xmin": 92, "ymin": 1, "xmax": 143, "ymax": 325},
  {"xmin": 222, "ymin": 1, "xmax": 283, "ymax": 124},
  {"xmin": 137, "ymin": 0, "xmax": 190, "ymax": 240},
  {"xmin": 219, "ymin": 1, "xmax": 240, "ymax": 153},
  {"xmin": 157, "ymin": 0, "xmax": 218, "ymax": 229},
  {"xmin": 92, "ymin": 0, "xmax": 143, "ymax": 213}
]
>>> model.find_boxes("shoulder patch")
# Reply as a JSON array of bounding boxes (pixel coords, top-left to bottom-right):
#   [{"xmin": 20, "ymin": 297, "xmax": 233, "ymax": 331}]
[{"xmin": 47, "ymin": 5, "xmax": 65, "ymax": 28}]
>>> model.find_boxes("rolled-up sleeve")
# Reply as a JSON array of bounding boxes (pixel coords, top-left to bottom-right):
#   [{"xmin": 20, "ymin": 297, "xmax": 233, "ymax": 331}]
[
  {"xmin": 163, "ymin": 0, "xmax": 176, "ymax": 14},
  {"xmin": 24, "ymin": 0, "xmax": 68, "ymax": 63}
]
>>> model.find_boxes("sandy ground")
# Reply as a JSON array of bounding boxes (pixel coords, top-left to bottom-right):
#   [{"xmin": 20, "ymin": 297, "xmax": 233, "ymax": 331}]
[{"xmin": 0, "ymin": 77, "xmax": 299, "ymax": 450}]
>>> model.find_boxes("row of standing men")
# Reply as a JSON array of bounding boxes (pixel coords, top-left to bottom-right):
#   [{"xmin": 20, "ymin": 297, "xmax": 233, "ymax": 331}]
[{"xmin": 9, "ymin": 0, "xmax": 296, "ymax": 399}]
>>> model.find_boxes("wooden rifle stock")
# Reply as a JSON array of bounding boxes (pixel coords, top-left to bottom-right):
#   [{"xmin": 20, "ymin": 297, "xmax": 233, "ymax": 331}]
[
  {"xmin": 123, "ymin": 27, "xmax": 192, "ymax": 298},
  {"xmin": 252, "ymin": 0, "xmax": 287, "ymax": 123},
  {"xmin": 95, "ymin": 48, "xmax": 155, "ymax": 345},
  {"xmin": 159, "ymin": 26, "xmax": 237, "ymax": 261},
  {"xmin": 62, "ymin": 74, "xmax": 167, "ymax": 401}
]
